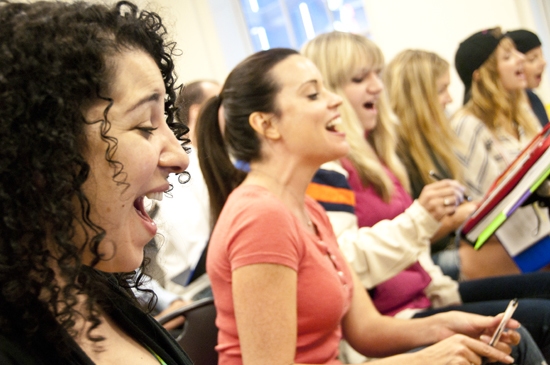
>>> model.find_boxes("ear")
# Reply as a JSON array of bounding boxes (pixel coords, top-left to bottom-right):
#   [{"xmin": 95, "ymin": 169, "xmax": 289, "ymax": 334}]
[
  {"xmin": 249, "ymin": 112, "xmax": 281, "ymax": 140},
  {"xmin": 188, "ymin": 104, "xmax": 201, "ymax": 126},
  {"xmin": 472, "ymin": 69, "xmax": 480, "ymax": 82}
]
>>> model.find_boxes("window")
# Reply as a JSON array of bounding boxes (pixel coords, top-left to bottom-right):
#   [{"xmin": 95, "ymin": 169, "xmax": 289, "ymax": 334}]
[{"xmin": 240, "ymin": 0, "xmax": 371, "ymax": 51}]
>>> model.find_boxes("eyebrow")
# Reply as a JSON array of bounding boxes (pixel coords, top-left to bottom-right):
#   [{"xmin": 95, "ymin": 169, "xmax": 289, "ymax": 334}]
[
  {"xmin": 298, "ymin": 79, "xmax": 318, "ymax": 91},
  {"xmin": 125, "ymin": 92, "xmax": 162, "ymax": 114}
]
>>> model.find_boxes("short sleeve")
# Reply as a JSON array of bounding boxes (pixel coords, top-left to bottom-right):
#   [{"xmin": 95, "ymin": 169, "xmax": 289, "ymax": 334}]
[{"xmin": 223, "ymin": 189, "xmax": 304, "ymax": 272}]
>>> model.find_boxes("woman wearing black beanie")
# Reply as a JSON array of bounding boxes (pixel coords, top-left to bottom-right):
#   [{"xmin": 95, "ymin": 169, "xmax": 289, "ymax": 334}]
[
  {"xmin": 451, "ymin": 27, "xmax": 540, "ymax": 200},
  {"xmin": 449, "ymin": 27, "xmax": 542, "ymax": 279}
]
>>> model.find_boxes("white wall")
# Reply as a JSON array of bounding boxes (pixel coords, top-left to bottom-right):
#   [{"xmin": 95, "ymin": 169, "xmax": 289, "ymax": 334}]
[
  {"xmin": 128, "ymin": 0, "xmax": 228, "ymax": 86},
  {"xmin": 364, "ymin": 0, "xmax": 548, "ymax": 113},
  {"xmin": 116, "ymin": 0, "xmax": 550, "ymax": 110}
]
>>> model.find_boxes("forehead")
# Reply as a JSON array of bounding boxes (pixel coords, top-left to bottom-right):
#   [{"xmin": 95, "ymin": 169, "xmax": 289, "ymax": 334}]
[
  {"xmin": 525, "ymin": 46, "xmax": 543, "ymax": 58},
  {"xmin": 437, "ymin": 69, "xmax": 450, "ymax": 82},
  {"xmin": 271, "ymin": 54, "xmax": 321, "ymax": 91},
  {"xmin": 497, "ymin": 38, "xmax": 515, "ymax": 55},
  {"xmin": 108, "ymin": 50, "xmax": 164, "ymax": 98},
  {"xmin": 347, "ymin": 43, "xmax": 383, "ymax": 70},
  {"xmin": 84, "ymin": 50, "xmax": 164, "ymax": 123}
]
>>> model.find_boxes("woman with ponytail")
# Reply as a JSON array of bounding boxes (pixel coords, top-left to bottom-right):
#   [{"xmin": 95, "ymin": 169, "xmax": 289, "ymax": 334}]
[{"xmin": 195, "ymin": 47, "xmax": 537, "ymax": 365}]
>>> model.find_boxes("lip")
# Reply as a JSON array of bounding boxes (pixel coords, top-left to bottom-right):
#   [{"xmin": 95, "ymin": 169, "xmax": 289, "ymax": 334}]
[
  {"xmin": 133, "ymin": 183, "xmax": 169, "ymax": 236},
  {"xmin": 516, "ymin": 68, "xmax": 525, "ymax": 77}
]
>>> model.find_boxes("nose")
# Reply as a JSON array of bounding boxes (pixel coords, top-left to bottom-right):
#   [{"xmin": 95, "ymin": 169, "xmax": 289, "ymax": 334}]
[
  {"xmin": 328, "ymin": 90, "xmax": 343, "ymax": 108},
  {"xmin": 367, "ymin": 72, "xmax": 384, "ymax": 95},
  {"xmin": 443, "ymin": 90, "xmax": 453, "ymax": 106},
  {"xmin": 159, "ymin": 123, "xmax": 189, "ymax": 174}
]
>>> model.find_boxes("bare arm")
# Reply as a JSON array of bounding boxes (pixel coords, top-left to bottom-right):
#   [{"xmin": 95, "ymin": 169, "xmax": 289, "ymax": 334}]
[
  {"xmin": 232, "ymin": 263, "xmax": 298, "ymax": 365},
  {"xmin": 232, "ymin": 261, "xmax": 517, "ymax": 365},
  {"xmin": 341, "ymin": 265, "xmax": 517, "ymax": 364}
]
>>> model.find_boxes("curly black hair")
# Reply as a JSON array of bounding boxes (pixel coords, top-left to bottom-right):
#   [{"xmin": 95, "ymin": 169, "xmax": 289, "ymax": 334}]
[{"xmin": 0, "ymin": 0, "xmax": 189, "ymax": 356}]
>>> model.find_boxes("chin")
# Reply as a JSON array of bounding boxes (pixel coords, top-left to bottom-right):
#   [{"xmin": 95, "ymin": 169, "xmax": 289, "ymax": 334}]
[
  {"xmin": 326, "ymin": 145, "xmax": 349, "ymax": 162},
  {"xmin": 361, "ymin": 119, "xmax": 377, "ymax": 132}
]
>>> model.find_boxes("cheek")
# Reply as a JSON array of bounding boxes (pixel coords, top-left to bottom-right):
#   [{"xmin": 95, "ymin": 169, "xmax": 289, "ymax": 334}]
[
  {"xmin": 498, "ymin": 60, "xmax": 513, "ymax": 76},
  {"xmin": 438, "ymin": 95, "xmax": 446, "ymax": 108},
  {"xmin": 528, "ymin": 62, "xmax": 543, "ymax": 79},
  {"xmin": 124, "ymin": 152, "xmax": 157, "ymax": 184},
  {"xmin": 343, "ymin": 85, "xmax": 359, "ymax": 105}
]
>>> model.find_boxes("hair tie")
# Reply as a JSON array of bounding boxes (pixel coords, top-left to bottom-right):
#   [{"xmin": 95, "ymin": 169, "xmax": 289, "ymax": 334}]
[{"xmin": 215, "ymin": 93, "xmax": 223, "ymax": 109}]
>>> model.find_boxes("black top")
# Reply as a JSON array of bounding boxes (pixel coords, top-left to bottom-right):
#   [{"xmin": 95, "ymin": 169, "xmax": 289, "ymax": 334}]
[
  {"xmin": 527, "ymin": 89, "xmax": 549, "ymax": 127},
  {"xmin": 0, "ymin": 269, "xmax": 193, "ymax": 365}
]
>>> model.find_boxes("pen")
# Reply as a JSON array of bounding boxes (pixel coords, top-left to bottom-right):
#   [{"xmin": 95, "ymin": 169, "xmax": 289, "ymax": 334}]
[
  {"xmin": 429, "ymin": 170, "xmax": 472, "ymax": 202},
  {"xmin": 481, "ymin": 298, "xmax": 519, "ymax": 365}
]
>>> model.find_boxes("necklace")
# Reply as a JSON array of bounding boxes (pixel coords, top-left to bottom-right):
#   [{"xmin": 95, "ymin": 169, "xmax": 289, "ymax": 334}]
[{"xmin": 249, "ymin": 168, "xmax": 313, "ymax": 228}]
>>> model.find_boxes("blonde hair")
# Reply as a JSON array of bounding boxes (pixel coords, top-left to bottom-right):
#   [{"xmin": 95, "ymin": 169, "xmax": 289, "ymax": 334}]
[
  {"xmin": 302, "ymin": 31, "xmax": 409, "ymax": 201},
  {"xmin": 466, "ymin": 37, "xmax": 539, "ymax": 137},
  {"xmin": 385, "ymin": 49, "xmax": 464, "ymax": 187}
]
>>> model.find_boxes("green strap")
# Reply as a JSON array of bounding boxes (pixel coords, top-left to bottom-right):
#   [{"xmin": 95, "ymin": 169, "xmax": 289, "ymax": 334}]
[{"xmin": 145, "ymin": 345, "xmax": 168, "ymax": 365}]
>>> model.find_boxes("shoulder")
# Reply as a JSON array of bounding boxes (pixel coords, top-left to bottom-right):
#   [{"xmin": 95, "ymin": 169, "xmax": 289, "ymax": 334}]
[
  {"xmin": 0, "ymin": 336, "xmax": 25, "ymax": 365},
  {"xmin": 0, "ymin": 334, "xmax": 50, "ymax": 365},
  {"xmin": 526, "ymin": 89, "xmax": 541, "ymax": 103},
  {"xmin": 215, "ymin": 185, "xmax": 301, "ymax": 247},
  {"xmin": 224, "ymin": 185, "xmax": 294, "ymax": 223},
  {"xmin": 318, "ymin": 160, "xmax": 348, "ymax": 177},
  {"xmin": 450, "ymin": 110, "xmax": 485, "ymax": 134},
  {"xmin": 308, "ymin": 162, "xmax": 355, "ymax": 215}
]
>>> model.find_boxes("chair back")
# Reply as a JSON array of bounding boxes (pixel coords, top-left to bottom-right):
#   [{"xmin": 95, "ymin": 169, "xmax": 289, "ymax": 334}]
[{"xmin": 157, "ymin": 297, "xmax": 218, "ymax": 365}]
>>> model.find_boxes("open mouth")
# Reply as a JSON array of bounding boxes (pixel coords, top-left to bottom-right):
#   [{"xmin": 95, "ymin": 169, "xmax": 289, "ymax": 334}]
[
  {"xmin": 133, "ymin": 196, "xmax": 152, "ymax": 222},
  {"xmin": 326, "ymin": 117, "xmax": 342, "ymax": 132},
  {"xmin": 133, "ymin": 192, "xmax": 164, "ymax": 221},
  {"xmin": 364, "ymin": 102, "xmax": 375, "ymax": 110}
]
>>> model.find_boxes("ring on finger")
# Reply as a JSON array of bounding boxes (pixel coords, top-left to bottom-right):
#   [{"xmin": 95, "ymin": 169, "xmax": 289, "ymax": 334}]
[{"xmin": 444, "ymin": 198, "xmax": 452, "ymax": 206}]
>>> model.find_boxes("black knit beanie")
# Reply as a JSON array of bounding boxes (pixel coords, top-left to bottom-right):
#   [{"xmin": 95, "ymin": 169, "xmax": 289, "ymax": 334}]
[
  {"xmin": 506, "ymin": 29, "xmax": 542, "ymax": 54},
  {"xmin": 455, "ymin": 28, "xmax": 504, "ymax": 104}
]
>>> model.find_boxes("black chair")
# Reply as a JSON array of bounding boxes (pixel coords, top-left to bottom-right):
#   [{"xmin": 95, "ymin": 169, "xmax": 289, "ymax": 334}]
[{"xmin": 157, "ymin": 297, "xmax": 218, "ymax": 365}]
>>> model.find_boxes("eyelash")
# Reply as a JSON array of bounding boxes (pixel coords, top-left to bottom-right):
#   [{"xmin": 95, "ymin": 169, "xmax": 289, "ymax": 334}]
[
  {"xmin": 137, "ymin": 126, "xmax": 158, "ymax": 135},
  {"xmin": 308, "ymin": 93, "xmax": 319, "ymax": 100}
]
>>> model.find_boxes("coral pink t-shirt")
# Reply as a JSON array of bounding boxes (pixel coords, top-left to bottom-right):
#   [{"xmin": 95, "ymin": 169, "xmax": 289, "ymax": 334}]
[
  {"xmin": 341, "ymin": 159, "xmax": 432, "ymax": 316},
  {"xmin": 207, "ymin": 185, "xmax": 354, "ymax": 365}
]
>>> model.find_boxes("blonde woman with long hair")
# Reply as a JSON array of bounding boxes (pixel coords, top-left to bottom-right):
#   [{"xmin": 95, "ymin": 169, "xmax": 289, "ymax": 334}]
[
  {"xmin": 303, "ymin": 32, "xmax": 464, "ymax": 314},
  {"xmin": 451, "ymin": 28, "xmax": 542, "ymax": 279},
  {"xmin": 303, "ymin": 31, "xmax": 550, "ymax": 363},
  {"xmin": 453, "ymin": 27, "xmax": 540, "ymax": 199},
  {"xmin": 385, "ymin": 48, "xmax": 539, "ymax": 281}
]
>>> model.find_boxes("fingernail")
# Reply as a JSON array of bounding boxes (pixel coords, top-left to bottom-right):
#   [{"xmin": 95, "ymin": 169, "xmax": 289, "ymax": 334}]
[{"xmin": 505, "ymin": 355, "xmax": 514, "ymax": 363}]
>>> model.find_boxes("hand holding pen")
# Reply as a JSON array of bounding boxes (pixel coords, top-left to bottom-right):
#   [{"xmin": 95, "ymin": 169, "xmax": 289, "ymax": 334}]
[
  {"xmin": 417, "ymin": 172, "xmax": 469, "ymax": 221},
  {"xmin": 429, "ymin": 170, "xmax": 472, "ymax": 202},
  {"xmin": 481, "ymin": 298, "xmax": 519, "ymax": 365}
]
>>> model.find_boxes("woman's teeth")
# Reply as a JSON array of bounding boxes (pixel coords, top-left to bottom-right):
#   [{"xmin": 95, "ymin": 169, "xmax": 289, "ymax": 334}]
[
  {"xmin": 146, "ymin": 192, "xmax": 164, "ymax": 201},
  {"xmin": 326, "ymin": 117, "xmax": 342, "ymax": 131}
]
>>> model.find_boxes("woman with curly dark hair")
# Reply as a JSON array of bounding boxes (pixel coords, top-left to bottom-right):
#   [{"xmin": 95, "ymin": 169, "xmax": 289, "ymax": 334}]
[{"xmin": 0, "ymin": 1, "xmax": 192, "ymax": 364}]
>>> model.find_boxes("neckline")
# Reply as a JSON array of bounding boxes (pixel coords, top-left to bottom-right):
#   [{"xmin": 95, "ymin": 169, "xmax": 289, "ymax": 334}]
[
  {"xmin": 244, "ymin": 169, "xmax": 314, "ymax": 230},
  {"xmin": 242, "ymin": 184, "xmax": 319, "ymax": 237}
]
